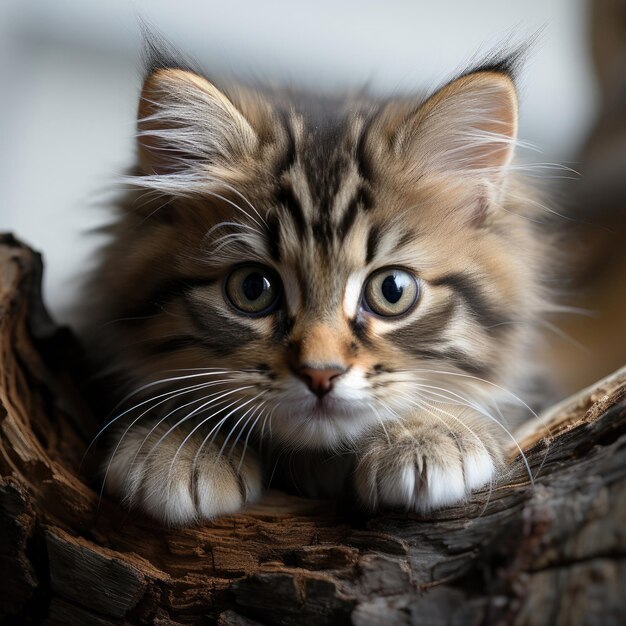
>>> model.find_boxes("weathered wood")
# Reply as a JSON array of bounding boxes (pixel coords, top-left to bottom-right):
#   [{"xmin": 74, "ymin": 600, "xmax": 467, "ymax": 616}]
[{"xmin": 0, "ymin": 233, "xmax": 624, "ymax": 625}]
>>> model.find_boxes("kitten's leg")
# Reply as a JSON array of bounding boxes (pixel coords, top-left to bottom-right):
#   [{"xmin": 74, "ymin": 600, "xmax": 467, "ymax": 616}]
[
  {"xmin": 354, "ymin": 410, "xmax": 504, "ymax": 513},
  {"xmin": 104, "ymin": 422, "xmax": 262, "ymax": 525}
]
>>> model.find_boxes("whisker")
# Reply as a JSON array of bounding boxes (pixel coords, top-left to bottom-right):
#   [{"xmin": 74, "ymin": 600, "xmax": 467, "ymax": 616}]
[
  {"xmin": 83, "ymin": 376, "xmax": 236, "ymax": 466},
  {"xmin": 109, "ymin": 370, "xmax": 241, "ymax": 415},
  {"xmin": 120, "ymin": 385, "xmax": 253, "ymax": 486},
  {"xmin": 138, "ymin": 195, "xmax": 175, "ymax": 226},
  {"xmin": 399, "ymin": 368, "xmax": 548, "ymax": 433},
  {"xmin": 188, "ymin": 399, "xmax": 265, "ymax": 500},
  {"xmin": 400, "ymin": 382, "xmax": 534, "ymax": 483},
  {"xmin": 152, "ymin": 386, "xmax": 255, "ymax": 469},
  {"xmin": 370, "ymin": 404, "xmax": 391, "ymax": 445},
  {"xmin": 392, "ymin": 390, "xmax": 463, "ymax": 446},
  {"xmin": 539, "ymin": 320, "xmax": 591, "ymax": 352},
  {"xmin": 99, "ymin": 314, "xmax": 157, "ymax": 328},
  {"xmin": 257, "ymin": 404, "xmax": 275, "ymax": 457},
  {"xmin": 236, "ymin": 404, "xmax": 266, "ymax": 473},
  {"xmin": 390, "ymin": 391, "xmax": 497, "ymax": 504},
  {"xmin": 204, "ymin": 220, "xmax": 261, "ymax": 240},
  {"xmin": 182, "ymin": 392, "xmax": 265, "ymax": 489},
  {"xmin": 99, "ymin": 384, "xmax": 247, "ymax": 505},
  {"xmin": 223, "ymin": 400, "xmax": 267, "ymax": 462},
  {"xmin": 217, "ymin": 398, "xmax": 266, "ymax": 461},
  {"xmin": 259, "ymin": 401, "xmax": 280, "ymax": 455}
]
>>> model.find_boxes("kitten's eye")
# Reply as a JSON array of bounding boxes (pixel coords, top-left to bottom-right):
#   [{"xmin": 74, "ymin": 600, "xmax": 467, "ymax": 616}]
[
  {"xmin": 363, "ymin": 268, "xmax": 419, "ymax": 317},
  {"xmin": 224, "ymin": 264, "xmax": 281, "ymax": 316}
]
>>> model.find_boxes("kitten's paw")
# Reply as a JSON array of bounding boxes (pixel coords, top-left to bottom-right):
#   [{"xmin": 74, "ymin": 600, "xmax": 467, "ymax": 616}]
[
  {"xmin": 104, "ymin": 424, "xmax": 262, "ymax": 526},
  {"xmin": 354, "ymin": 419, "xmax": 502, "ymax": 513}
]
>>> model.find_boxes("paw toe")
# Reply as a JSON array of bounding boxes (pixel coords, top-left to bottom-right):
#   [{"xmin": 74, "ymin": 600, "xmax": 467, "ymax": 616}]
[
  {"xmin": 462, "ymin": 449, "xmax": 496, "ymax": 491},
  {"xmin": 421, "ymin": 460, "xmax": 466, "ymax": 511}
]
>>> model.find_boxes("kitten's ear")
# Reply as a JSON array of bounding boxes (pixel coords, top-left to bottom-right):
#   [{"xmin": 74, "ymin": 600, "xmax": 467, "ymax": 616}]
[
  {"xmin": 137, "ymin": 68, "xmax": 257, "ymax": 176},
  {"xmin": 395, "ymin": 71, "xmax": 518, "ymax": 178}
]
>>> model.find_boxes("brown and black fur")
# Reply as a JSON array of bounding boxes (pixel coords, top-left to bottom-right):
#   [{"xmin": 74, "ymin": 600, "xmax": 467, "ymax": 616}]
[{"xmin": 86, "ymin": 38, "xmax": 553, "ymax": 525}]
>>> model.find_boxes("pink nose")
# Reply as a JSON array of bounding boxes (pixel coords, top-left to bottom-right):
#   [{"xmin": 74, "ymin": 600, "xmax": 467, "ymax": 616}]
[{"xmin": 297, "ymin": 366, "xmax": 346, "ymax": 398}]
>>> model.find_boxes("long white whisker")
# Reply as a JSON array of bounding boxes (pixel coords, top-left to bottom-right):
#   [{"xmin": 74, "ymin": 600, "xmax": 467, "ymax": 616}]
[
  {"xmin": 392, "ymin": 390, "xmax": 463, "ymax": 445},
  {"xmin": 257, "ymin": 404, "xmax": 273, "ymax": 456},
  {"xmin": 99, "ymin": 383, "xmax": 243, "ymax": 504},
  {"xmin": 217, "ymin": 398, "xmax": 266, "ymax": 461},
  {"xmin": 152, "ymin": 386, "xmax": 254, "ymax": 467},
  {"xmin": 370, "ymin": 403, "xmax": 391, "ymax": 445},
  {"xmin": 236, "ymin": 405, "xmax": 266, "ymax": 472},
  {"xmin": 204, "ymin": 220, "xmax": 261, "ymax": 240},
  {"xmin": 413, "ymin": 368, "xmax": 553, "ymax": 448},
  {"xmin": 401, "ymin": 368, "xmax": 546, "ymax": 428},
  {"xmin": 108, "ymin": 370, "xmax": 240, "ymax": 416},
  {"xmin": 399, "ymin": 383, "xmax": 534, "ymax": 483},
  {"xmin": 162, "ymin": 366, "xmax": 262, "ymax": 372},
  {"xmin": 84, "ymin": 375, "xmax": 236, "ymax": 465},
  {"xmin": 188, "ymin": 399, "xmax": 265, "ymax": 500},
  {"xmin": 207, "ymin": 232, "xmax": 261, "ymax": 255},
  {"xmin": 223, "ymin": 400, "xmax": 267, "ymax": 461},
  {"xmin": 406, "ymin": 380, "xmax": 494, "ymax": 416},
  {"xmin": 407, "ymin": 394, "xmax": 496, "ymax": 514},
  {"xmin": 259, "ymin": 402, "xmax": 280, "ymax": 455},
  {"xmin": 121, "ymin": 385, "xmax": 252, "ymax": 484},
  {"xmin": 539, "ymin": 320, "xmax": 591, "ymax": 352},
  {"xmin": 183, "ymin": 392, "xmax": 264, "ymax": 488}
]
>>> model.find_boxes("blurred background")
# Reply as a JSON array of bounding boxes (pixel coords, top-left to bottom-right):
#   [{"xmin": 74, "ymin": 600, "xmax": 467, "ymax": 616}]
[{"xmin": 1, "ymin": 0, "xmax": 624, "ymax": 395}]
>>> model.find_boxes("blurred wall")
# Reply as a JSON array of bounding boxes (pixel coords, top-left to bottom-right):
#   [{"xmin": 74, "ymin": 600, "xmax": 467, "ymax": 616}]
[{"xmin": 0, "ymin": 0, "xmax": 597, "ymax": 324}]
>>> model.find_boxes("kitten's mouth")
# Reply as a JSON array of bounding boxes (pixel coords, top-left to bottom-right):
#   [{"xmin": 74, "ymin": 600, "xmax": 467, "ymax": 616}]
[
  {"xmin": 270, "ymin": 391, "xmax": 382, "ymax": 450},
  {"xmin": 309, "ymin": 396, "xmax": 335, "ymax": 414},
  {"xmin": 302, "ymin": 393, "xmax": 357, "ymax": 419}
]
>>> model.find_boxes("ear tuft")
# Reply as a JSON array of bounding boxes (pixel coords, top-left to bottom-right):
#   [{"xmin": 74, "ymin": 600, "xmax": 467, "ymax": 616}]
[
  {"xmin": 138, "ymin": 18, "xmax": 196, "ymax": 80},
  {"xmin": 137, "ymin": 68, "xmax": 258, "ymax": 178},
  {"xmin": 457, "ymin": 44, "xmax": 527, "ymax": 83}
]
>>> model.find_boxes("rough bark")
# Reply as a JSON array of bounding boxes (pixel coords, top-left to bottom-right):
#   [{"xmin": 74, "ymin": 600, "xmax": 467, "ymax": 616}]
[{"xmin": 0, "ymin": 233, "xmax": 624, "ymax": 626}]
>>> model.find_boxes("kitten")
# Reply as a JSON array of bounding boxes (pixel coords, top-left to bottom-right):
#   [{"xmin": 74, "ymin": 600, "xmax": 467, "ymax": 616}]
[{"xmin": 89, "ymin": 40, "xmax": 550, "ymax": 525}]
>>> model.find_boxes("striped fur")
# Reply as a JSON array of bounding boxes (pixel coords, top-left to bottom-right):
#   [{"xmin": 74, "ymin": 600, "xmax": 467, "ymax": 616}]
[{"xmin": 87, "ymin": 46, "xmax": 552, "ymax": 525}]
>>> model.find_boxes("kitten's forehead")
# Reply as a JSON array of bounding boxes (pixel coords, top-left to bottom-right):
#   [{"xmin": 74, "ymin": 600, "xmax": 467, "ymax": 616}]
[
  {"xmin": 270, "ymin": 111, "xmax": 376, "ymax": 261},
  {"xmin": 258, "ymin": 108, "xmax": 432, "ymax": 319}
]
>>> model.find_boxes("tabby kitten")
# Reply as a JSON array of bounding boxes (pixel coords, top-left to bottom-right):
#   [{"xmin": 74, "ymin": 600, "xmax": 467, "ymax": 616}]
[{"xmin": 90, "ymin": 41, "xmax": 548, "ymax": 525}]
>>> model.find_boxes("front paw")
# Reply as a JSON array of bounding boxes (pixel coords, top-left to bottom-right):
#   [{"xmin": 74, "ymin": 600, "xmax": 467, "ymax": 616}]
[
  {"xmin": 105, "ymin": 424, "xmax": 262, "ymax": 526},
  {"xmin": 354, "ymin": 418, "xmax": 502, "ymax": 513}
]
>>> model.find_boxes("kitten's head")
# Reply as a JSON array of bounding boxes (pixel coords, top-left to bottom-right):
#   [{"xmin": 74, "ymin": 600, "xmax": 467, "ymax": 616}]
[{"xmin": 94, "ymin": 50, "xmax": 547, "ymax": 449}]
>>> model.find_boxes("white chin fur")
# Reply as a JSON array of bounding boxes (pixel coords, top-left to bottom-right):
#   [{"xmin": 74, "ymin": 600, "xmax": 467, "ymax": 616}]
[
  {"xmin": 265, "ymin": 370, "xmax": 384, "ymax": 449},
  {"xmin": 269, "ymin": 401, "xmax": 387, "ymax": 449}
]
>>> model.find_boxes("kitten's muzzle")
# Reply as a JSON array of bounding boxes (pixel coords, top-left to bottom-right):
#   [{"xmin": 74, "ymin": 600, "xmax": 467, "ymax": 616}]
[{"xmin": 296, "ymin": 365, "xmax": 346, "ymax": 398}]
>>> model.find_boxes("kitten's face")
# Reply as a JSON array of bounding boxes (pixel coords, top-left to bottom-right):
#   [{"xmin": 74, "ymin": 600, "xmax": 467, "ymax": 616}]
[{"xmin": 98, "ymin": 68, "xmax": 544, "ymax": 449}]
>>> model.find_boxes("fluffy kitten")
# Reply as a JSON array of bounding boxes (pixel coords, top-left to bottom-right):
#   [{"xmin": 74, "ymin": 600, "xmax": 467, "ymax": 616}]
[{"xmin": 89, "ymin": 40, "xmax": 549, "ymax": 525}]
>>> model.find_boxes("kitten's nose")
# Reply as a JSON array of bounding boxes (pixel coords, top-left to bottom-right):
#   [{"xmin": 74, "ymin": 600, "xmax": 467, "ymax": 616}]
[{"xmin": 297, "ymin": 366, "xmax": 346, "ymax": 398}]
